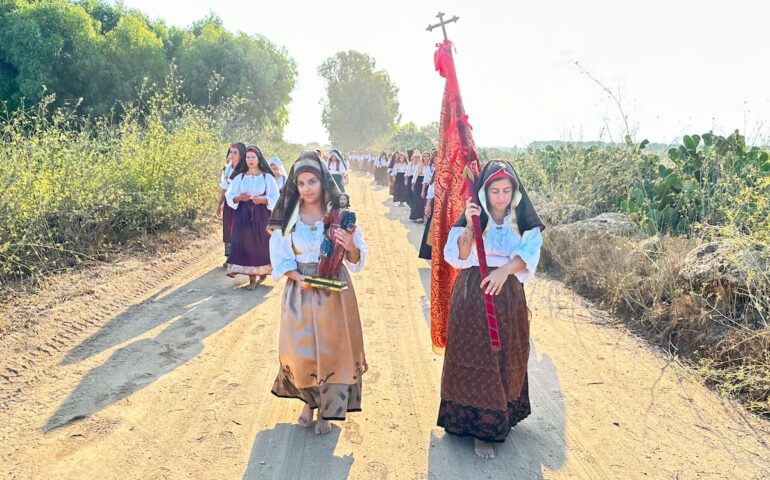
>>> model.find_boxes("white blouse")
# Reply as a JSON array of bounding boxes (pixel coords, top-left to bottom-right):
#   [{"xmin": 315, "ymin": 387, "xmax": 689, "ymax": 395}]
[
  {"xmin": 327, "ymin": 161, "xmax": 348, "ymax": 175},
  {"xmin": 426, "ymin": 184, "xmax": 435, "ymax": 200},
  {"xmin": 225, "ymin": 173, "xmax": 280, "ymax": 211},
  {"xmin": 443, "ymin": 214, "xmax": 543, "ymax": 283},
  {"xmin": 422, "ymin": 166, "xmax": 435, "ymax": 185},
  {"xmin": 412, "ymin": 165, "xmax": 428, "ymax": 183},
  {"xmin": 391, "ymin": 163, "xmax": 408, "ymax": 175},
  {"xmin": 219, "ymin": 164, "xmax": 234, "ymax": 190},
  {"xmin": 269, "ymin": 219, "xmax": 368, "ymax": 282},
  {"xmin": 275, "ymin": 175, "xmax": 287, "ymax": 191}
]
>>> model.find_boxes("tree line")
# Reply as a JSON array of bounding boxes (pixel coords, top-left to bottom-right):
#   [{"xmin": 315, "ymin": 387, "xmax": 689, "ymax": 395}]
[{"xmin": 0, "ymin": 0, "xmax": 297, "ymax": 136}]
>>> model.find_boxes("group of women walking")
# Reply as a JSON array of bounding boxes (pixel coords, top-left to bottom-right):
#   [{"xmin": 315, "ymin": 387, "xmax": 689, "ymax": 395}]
[{"xmin": 216, "ymin": 145, "xmax": 544, "ymax": 460}]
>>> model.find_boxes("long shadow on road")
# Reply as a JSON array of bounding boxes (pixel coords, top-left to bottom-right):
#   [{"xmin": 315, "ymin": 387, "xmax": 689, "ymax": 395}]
[
  {"xmin": 243, "ymin": 423, "xmax": 353, "ymax": 480},
  {"xmin": 45, "ymin": 268, "xmax": 271, "ymax": 432}
]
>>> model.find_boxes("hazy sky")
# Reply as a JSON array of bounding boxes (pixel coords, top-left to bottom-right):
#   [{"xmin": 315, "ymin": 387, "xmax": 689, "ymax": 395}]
[{"xmin": 121, "ymin": 0, "xmax": 770, "ymax": 147}]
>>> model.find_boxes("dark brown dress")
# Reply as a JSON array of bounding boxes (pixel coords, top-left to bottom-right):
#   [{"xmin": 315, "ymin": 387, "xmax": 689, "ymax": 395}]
[{"xmin": 437, "ymin": 266, "xmax": 531, "ymax": 442}]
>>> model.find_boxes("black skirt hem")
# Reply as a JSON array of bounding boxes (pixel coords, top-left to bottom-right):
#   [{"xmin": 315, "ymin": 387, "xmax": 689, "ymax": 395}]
[
  {"xmin": 437, "ymin": 376, "xmax": 531, "ymax": 443},
  {"xmin": 439, "ymin": 429, "xmax": 509, "ymax": 444}
]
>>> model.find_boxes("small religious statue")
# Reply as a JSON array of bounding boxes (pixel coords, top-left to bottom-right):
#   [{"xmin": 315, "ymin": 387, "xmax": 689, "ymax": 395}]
[{"xmin": 303, "ymin": 193, "xmax": 357, "ymax": 291}]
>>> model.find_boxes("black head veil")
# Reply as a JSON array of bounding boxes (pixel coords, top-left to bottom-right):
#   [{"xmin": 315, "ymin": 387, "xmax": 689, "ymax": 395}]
[
  {"xmin": 453, "ymin": 160, "xmax": 544, "ymax": 235},
  {"xmin": 268, "ymin": 151, "xmax": 342, "ymax": 235}
]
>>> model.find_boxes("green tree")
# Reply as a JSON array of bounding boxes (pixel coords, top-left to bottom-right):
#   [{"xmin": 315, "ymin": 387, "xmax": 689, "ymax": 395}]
[
  {"xmin": 0, "ymin": 0, "xmax": 104, "ymax": 111},
  {"xmin": 318, "ymin": 50, "xmax": 400, "ymax": 150},
  {"xmin": 101, "ymin": 12, "xmax": 167, "ymax": 111},
  {"xmin": 77, "ymin": 0, "xmax": 125, "ymax": 33},
  {"xmin": 389, "ymin": 121, "xmax": 437, "ymax": 152},
  {"xmin": 0, "ymin": 3, "xmax": 297, "ymax": 136},
  {"xmin": 175, "ymin": 16, "xmax": 297, "ymax": 136}
]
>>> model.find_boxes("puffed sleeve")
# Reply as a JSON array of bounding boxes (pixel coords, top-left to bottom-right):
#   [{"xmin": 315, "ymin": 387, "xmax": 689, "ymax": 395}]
[
  {"xmin": 269, "ymin": 229, "xmax": 298, "ymax": 282},
  {"xmin": 345, "ymin": 226, "xmax": 368, "ymax": 273},
  {"xmin": 225, "ymin": 174, "xmax": 242, "ymax": 210},
  {"xmin": 443, "ymin": 226, "xmax": 477, "ymax": 269},
  {"xmin": 219, "ymin": 168, "xmax": 229, "ymax": 191},
  {"xmin": 511, "ymin": 228, "xmax": 543, "ymax": 283},
  {"xmin": 264, "ymin": 174, "xmax": 280, "ymax": 211}
]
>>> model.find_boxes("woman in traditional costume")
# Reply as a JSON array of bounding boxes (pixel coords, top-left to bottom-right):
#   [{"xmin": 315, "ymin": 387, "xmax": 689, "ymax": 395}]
[
  {"xmin": 269, "ymin": 156, "xmax": 288, "ymax": 193},
  {"xmin": 417, "ymin": 161, "xmax": 436, "ymax": 260},
  {"xmin": 421, "ymin": 149, "xmax": 436, "ymax": 201},
  {"xmin": 391, "ymin": 152, "xmax": 409, "ymax": 206},
  {"xmin": 409, "ymin": 151, "xmax": 430, "ymax": 222},
  {"xmin": 438, "ymin": 160, "xmax": 544, "ymax": 459},
  {"xmin": 387, "ymin": 152, "xmax": 398, "ymax": 196},
  {"xmin": 216, "ymin": 143, "xmax": 246, "ymax": 265},
  {"xmin": 374, "ymin": 151, "xmax": 388, "ymax": 186},
  {"xmin": 327, "ymin": 149, "xmax": 348, "ymax": 193},
  {"xmin": 225, "ymin": 145, "xmax": 280, "ymax": 289},
  {"xmin": 404, "ymin": 149, "xmax": 417, "ymax": 208},
  {"xmin": 268, "ymin": 151, "xmax": 368, "ymax": 436}
]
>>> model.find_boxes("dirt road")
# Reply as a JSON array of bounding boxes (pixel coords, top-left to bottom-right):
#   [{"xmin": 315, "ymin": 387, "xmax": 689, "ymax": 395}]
[{"xmin": 2, "ymin": 173, "xmax": 769, "ymax": 479}]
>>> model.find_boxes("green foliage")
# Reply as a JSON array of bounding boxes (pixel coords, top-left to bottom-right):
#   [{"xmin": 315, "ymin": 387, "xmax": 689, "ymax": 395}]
[
  {"xmin": 0, "ymin": 1, "xmax": 297, "ymax": 136},
  {"xmin": 318, "ymin": 50, "xmax": 400, "ymax": 150},
  {"xmin": 388, "ymin": 121, "xmax": 437, "ymax": 153},
  {"xmin": 505, "ymin": 142, "xmax": 659, "ymax": 215},
  {"xmin": 619, "ymin": 131, "xmax": 770, "ymax": 237},
  {"xmin": 496, "ymin": 133, "xmax": 770, "ymax": 242},
  {"xmin": 0, "ymin": 80, "xmax": 225, "ymax": 282},
  {"xmin": 0, "ymin": 0, "xmax": 105, "ymax": 111},
  {"xmin": 175, "ymin": 16, "xmax": 297, "ymax": 136},
  {"xmin": 101, "ymin": 11, "xmax": 168, "ymax": 107}
]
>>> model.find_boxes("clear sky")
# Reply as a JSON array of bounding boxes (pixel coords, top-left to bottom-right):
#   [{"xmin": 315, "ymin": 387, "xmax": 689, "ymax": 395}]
[{"xmin": 121, "ymin": 0, "xmax": 770, "ymax": 147}]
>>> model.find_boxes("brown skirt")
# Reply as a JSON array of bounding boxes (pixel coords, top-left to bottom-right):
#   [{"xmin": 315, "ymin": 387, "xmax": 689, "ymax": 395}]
[
  {"xmin": 437, "ymin": 267, "xmax": 531, "ymax": 442},
  {"xmin": 271, "ymin": 263, "xmax": 366, "ymax": 420}
]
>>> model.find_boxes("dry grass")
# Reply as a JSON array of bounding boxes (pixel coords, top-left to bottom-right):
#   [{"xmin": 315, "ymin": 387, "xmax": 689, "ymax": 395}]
[{"xmin": 541, "ymin": 228, "xmax": 770, "ymax": 415}]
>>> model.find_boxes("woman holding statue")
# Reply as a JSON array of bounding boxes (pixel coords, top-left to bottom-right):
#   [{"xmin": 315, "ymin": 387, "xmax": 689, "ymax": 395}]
[{"xmin": 268, "ymin": 151, "xmax": 368, "ymax": 435}]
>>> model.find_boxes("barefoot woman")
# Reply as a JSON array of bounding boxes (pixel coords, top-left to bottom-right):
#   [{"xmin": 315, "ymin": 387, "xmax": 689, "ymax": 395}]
[
  {"xmin": 439, "ymin": 160, "xmax": 544, "ymax": 459},
  {"xmin": 268, "ymin": 151, "xmax": 368, "ymax": 435}
]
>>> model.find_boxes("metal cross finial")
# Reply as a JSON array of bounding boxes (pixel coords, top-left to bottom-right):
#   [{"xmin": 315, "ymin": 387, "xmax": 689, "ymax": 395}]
[{"xmin": 426, "ymin": 12, "xmax": 459, "ymax": 41}]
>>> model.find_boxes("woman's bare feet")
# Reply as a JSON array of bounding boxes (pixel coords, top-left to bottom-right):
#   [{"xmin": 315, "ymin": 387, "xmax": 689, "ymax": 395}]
[
  {"xmin": 244, "ymin": 275, "xmax": 258, "ymax": 290},
  {"xmin": 474, "ymin": 439, "xmax": 495, "ymax": 459},
  {"xmin": 298, "ymin": 404, "xmax": 314, "ymax": 428},
  {"xmin": 314, "ymin": 418, "xmax": 332, "ymax": 435}
]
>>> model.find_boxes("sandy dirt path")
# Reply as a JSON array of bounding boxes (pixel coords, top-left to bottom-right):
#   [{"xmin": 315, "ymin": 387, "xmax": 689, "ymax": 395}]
[{"xmin": 1, "ymin": 172, "xmax": 769, "ymax": 479}]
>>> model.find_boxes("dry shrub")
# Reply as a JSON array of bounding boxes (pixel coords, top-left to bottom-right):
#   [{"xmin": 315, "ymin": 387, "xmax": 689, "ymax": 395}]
[{"xmin": 542, "ymin": 228, "xmax": 770, "ymax": 415}]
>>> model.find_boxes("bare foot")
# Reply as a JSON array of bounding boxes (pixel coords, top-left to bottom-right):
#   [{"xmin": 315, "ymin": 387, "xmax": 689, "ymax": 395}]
[
  {"xmin": 474, "ymin": 439, "xmax": 495, "ymax": 459},
  {"xmin": 298, "ymin": 404, "xmax": 314, "ymax": 428},
  {"xmin": 314, "ymin": 418, "xmax": 332, "ymax": 435},
  {"xmin": 244, "ymin": 282, "xmax": 257, "ymax": 291}
]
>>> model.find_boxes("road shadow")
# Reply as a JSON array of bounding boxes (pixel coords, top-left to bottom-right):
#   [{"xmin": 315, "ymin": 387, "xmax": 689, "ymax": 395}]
[
  {"xmin": 428, "ymin": 343, "xmax": 567, "ymax": 478},
  {"xmin": 62, "ymin": 267, "xmax": 263, "ymax": 365},
  {"xmin": 45, "ymin": 268, "xmax": 272, "ymax": 431},
  {"xmin": 243, "ymin": 423, "xmax": 353, "ymax": 480},
  {"xmin": 382, "ymin": 196, "xmax": 432, "ymax": 330}
]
